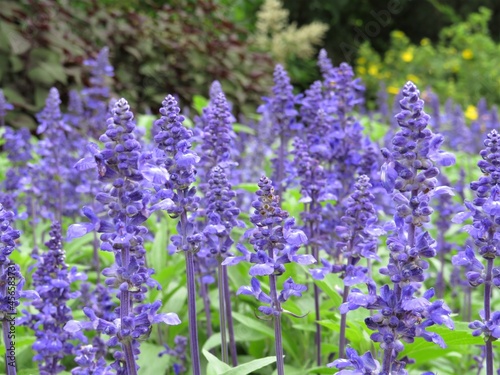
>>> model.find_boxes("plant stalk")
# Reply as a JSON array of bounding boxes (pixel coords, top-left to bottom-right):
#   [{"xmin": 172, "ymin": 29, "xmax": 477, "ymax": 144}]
[
  {"xmin": 218, "ymin": 263, "xmax": 228, "ymax": 364},
  {"xmin": 484, "ymin": 258, "xmax": 494, "ymax": 375},
  {"xmin": 222, "ymin": 265, "xmax": 238, "ymax": 366}
]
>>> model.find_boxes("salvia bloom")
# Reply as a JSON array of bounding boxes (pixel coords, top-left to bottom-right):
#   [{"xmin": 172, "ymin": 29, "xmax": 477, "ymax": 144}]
[
  {"xmin": 20, "ymin": 222, "xmax": 87, "ymax": 374},
  {"xmin": 150, "ymin": 94, "xmax": 202, "ymax": 374},
  {"xmin": 199, "ymin": 92, "xmax": 235, "ymax": 173},
  {"xmin": 0, "ymin": 89, "xmax": 14, "ymax": 126},
  {"xmin": 66, "ymin": 98, "xmax": 181, "ymax": 374},
  {"xmin": 203, "ymin": 165, "xmax": 243, "ymax": 259},
  {"xmin": 159, "ymin": 336, "xmax": 188, "ymax": 375},
  {"xmin": 1, "ymin": 204, "xmax": 38, "ymax": 375},
  {"xmin": 452, "ymin": 129, "xmax": 500, "ymax": 374},
  {"xmin": 31, "ymin": 87, "xmax": 83, "ymax": 220},
  {"xmin": 258, "ymin": 64, "xmax": 298, "ymax": 199},
  {"xmin": 82, "ymin": 47, "xmax": 114, "ymax": 139},
  {"xmin": 337, "ymin": 82, "xmax": 456, "ymax": 374},
  {"xmin": 224, "ymin": 176, "xmax": 315, "ymax": 280},
  {"xmin": 71, "ymin": 345, "xmax": 114, "ymax": 375},
  {"xmin": 0, "ymin": 127, "xmax": 32, "ymax": 213},
  {"xmin": 225, "ymin": 176, "xmax": 313, "ymax": 375}
]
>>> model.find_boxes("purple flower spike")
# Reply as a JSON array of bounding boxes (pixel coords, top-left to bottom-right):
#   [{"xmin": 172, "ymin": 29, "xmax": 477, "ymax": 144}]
[
  {"xmin": 0, "ymin": 89, "xmax": 14, "ymax": 126},
  {"xmin": 66, "ymin": 98, "xmax": 180, "ymax": 374},
  {"xmin": 350, "ymin": 81, "xmax": 456, "ymax": 373},
  {"xmin": 227, "ymin": 176, "xmax": 313, "ymax": 375},
  {"xmin": 20, "ymin": 222, "xmax": 86, "ymax": 374},
  {"xmin": 454, "ymin": 129, "xmax": 500, "ymax": 374},
  {"xmin": 328, "ymin": 347, "xmax": 381, "ymax": 374}
]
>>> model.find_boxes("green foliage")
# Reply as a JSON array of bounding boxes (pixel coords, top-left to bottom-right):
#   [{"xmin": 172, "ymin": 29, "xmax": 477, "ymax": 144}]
[
  {"xmin": 357, "ymin": 8, "xmax": 500, "ymax": 107},
  {"xmin": 0, "ymin": 0, "xmax": 274, "ymax": 127}
]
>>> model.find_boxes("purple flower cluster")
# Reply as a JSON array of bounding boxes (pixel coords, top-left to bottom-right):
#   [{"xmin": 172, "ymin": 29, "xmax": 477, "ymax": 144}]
[
  {"xmin": 258, "ymin": 65, "xmax": 298, "ymax": 200},
  {"xmin": 0, "ymin": 89, "xmax": 14, "ymax": 126},
  {"xmin": 20, "ymin": 222, "xmax": 87, "ymax": 374},
  {"xmin": 0, "ymin": 204, "xmax": 38, "ymax": 375},
  {"xmin": 452, "ymin": 129, "xmax": 500, "ymax": 374},
  {"xmin": 225, "ymin": 175, "xmax": 312, "ymax": 375},
  {"xmin": 66, "ymin": 98, "xmax": 180, "ymax": 374},
  {"xmin": 330, "ymin": 82, "xmax": 455, "ymax": 374}
]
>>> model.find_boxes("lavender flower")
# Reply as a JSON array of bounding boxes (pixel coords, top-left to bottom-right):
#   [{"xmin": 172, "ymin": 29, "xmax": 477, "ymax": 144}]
[
  {"xmin": 66, "ymin": 98, "xmax": 180, "ymax": 375},
  {"xmin": 452, "ymin": 129, "xmax": 500, "ymax": 374},
  {"xmin": 20, "ymin": 222, "xmax": 87, "ymax": 374}
]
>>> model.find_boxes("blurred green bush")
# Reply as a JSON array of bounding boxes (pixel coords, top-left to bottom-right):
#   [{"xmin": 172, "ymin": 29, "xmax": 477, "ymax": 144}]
[
  {"xmin": 356, "ymin": 8, "xmax": 500, "ymax": 108},
  {"xmin": 0, "ymin": 0, "xmax": 273, "ymax": 127}
]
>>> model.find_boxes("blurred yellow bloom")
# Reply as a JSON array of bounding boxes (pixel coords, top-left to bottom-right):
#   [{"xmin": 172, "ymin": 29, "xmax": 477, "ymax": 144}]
[
  {"xmin": 401, "ymin": 50, "xmax": 413, "ymax": 62},
  {"xmin": 357, "ymin": 57, "xmax": 366, "ymax": 65},
  {"xmin": 462, "ymin": 49, "xmax": 474, "ymax": 60},
  {"xmin": 393, "ymin": 30, "xmax": 405, "ymax": 39},
  {"xmin": 388, "ymin": 86, "xmax": 400, "ymax": 95},
  {"xmin": 358, "ymin": 66, "xmax": 366, "ymax": 75},
  {"xmin": 465, "ymin": 105, "xmax": 478, "ymax": 121},
  {"xmin": 368, "ymin": 65, "xmax": 379, "ymax": 76},
  {"xmin": 406, "ymin": 74, "xmax": 419, "ymax": 84},
  {"xmin": 420, "ymin": 38, "xmax": 430, "ymax": 46}
]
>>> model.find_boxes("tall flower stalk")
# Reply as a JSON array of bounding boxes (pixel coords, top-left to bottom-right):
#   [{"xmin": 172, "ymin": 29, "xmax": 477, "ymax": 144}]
[
  {"xmin": 149, "ymin": 95, "xmax": 202, "ymax": 374},
  {"xmin": 258, "ymin": 65, "xmax": 298, "ymax": 202},
  {"xmin": 20, "ymin": 222, "xmax": 87, "ymax": 374},
  {"xmin": 67, "ymin": 98, "xmax": 181, "ymax": 374},
  {"xmin": 331, "ymin": 82, "xmax": 455, "ymax": 374},
  {"xmin": 197, "ymin": 89, "xmax": 240, "ymax": 365},
  {"xmin": 292, "ymin": 136, "xmax": 330, "ymax": 365},
  {"xmin": 203, "ymin": 165, "xmax": 243, "ymax": 364},
  {"xmin": 452, "ymin": 129, "xmax": 500, "ymax": 375},
  {"xmin": 0, "ymin": 204, "xmax": 38, "ymax": 375},
  {"xmin": 224, "ymin": 176, "xmax": 314, "ymax": 374}
]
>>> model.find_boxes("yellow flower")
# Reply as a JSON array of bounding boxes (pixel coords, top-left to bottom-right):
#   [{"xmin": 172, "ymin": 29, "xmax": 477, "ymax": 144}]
[
  {"xmin": 465, "ymin": 105, "xmax": 478, "ymax": 121},
  {"xmin": 420, "ymin": 38, "xmax": 430, "ymax": 46},
  {"xmin": 393, "ymin": 30, "xmax": 405, "ymax": 39},
  {"xmin": 387, "ymin": 86, "xmax": 400, "ymax": 95},
  {"xmin": 406, "ymin": 74, "xmax": 419, "ymax": 84},
  {"xmin": 368, "ymin": 64, "xmax": 379, "ymax": 76},
  {"xmin": 462, "ymin": 49, "xmax": 473, "ymax": 60},
  {"xmin": 357, "ymin": 57, "xmax": 366, "ymax": 65},
  {"xmin": 358, "ymin": 66, "xmax": 366, "ymax": 75},
  {"xmin": 401, "ymin": 50, "xmax": 413, "ymax": 62}
]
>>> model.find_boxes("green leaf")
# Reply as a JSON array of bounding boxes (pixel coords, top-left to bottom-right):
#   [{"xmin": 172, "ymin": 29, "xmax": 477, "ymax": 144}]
[
  {"xmin": 402, "ymin": 322, "xmax": 486, "ymax": 365},
  {"xmin": 232, "ymin": 312, "xmax": 298, "ymax": 359},
  {"xmin": 233, "ymin": 183, "xmax": 258, "ymax": 193},
  {"xmin": 136, "ymin": 342, "xmax": 172, "ymax": 373},
  {"xmin": 203, "ymin": 348, "xmax": 231, "ymax": 374},
  {"xmin": 222, "ymin": 356, "xmax": 276, "ymax": 375},
  {"xmin": 193, "ymin": 95, "xmax": 209, "ymax": 114},
  {"xmin": 232, "ymin": 123, "xmax": 256, "ymax": 135},
  {"xmin": 313, "ymin": 274, "xmax": 343, "ymax": 308}
]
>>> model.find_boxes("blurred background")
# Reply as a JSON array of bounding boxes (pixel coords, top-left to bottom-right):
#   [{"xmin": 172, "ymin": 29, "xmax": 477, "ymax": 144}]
[{"xmin": 1, "ymin": 0, "xmax": 500, "ymax": 127}]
